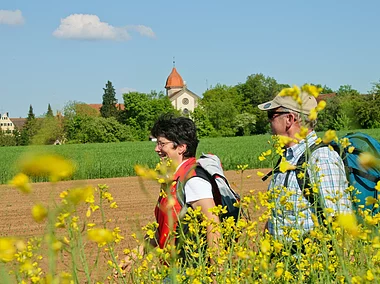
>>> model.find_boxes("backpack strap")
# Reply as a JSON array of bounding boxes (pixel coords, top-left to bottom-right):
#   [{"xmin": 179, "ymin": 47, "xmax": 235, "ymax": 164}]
[
  {"xmin": 176, "ymin": 164, "xmax": 221, "ymax": 209},
  {"xmin": 293, "ymin": 143, "xmax": 336, "ymax": 226},
  {"xmin": 261, "ymin": 155, "xmax": 282, "ymax": 182},
  {"xmin": 194, "ymin": 165, "xmax": 223, "ymax": 207}
]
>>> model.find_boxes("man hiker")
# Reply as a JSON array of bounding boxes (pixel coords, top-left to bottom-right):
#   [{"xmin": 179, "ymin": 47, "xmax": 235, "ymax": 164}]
[{"xmin": 258, "ymin": 91, "xmax": 353, "ymax": 239}]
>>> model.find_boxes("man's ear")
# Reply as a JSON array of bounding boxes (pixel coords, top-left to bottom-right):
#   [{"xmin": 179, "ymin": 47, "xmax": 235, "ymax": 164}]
[
  {"xmin": 177, "ymin": 144, "xmax": 187, "ymax": 155},
  {"xmin": 286, "ymin": 113, "xmax": 297, "ymax": 126}
]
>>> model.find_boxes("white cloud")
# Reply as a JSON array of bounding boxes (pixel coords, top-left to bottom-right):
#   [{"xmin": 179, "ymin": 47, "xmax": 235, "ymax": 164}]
[
  {"xmin": 53, "ymin": 14, "xmax": 155, "ymax": 41},
  {"xmin": 0, "ymin": 10, "xmax": 25, "ymax": 25},
  {"xmin": 126, "ymin": 25, "xmax": 156, "ymax": 38},
  {"xmin": 119, "ymin": 87, "xmax": 137, "ymax": 94}
]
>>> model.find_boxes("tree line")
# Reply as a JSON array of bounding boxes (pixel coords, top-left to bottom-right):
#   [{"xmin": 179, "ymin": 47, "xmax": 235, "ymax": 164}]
[{"xmin": 1, "ymin": 74, "xmax": 380, "ymax": 146}]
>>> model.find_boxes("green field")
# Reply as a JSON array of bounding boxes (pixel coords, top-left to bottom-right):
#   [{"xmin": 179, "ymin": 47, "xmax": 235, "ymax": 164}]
[{"xmin": 1, "ymin": 128, "xmax": 379, "ymax": 184}]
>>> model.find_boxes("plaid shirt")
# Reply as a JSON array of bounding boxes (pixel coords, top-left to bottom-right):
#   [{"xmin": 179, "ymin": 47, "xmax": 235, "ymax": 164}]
[{"xmin": 268, "ymin": 131, "xmax": 353, "ymax": 239}]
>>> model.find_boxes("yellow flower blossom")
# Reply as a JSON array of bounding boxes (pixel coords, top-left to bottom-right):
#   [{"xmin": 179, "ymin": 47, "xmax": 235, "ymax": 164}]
[
  {"xmin": 348, "ymin": 146, "xmax": 355, "ymax": 153},
  {"xmin": 337, "ymin": 213, "xmax": 359, "ymax": 237},
  {"xmin": 340, "ymin": 137, "xmax": 351, "ymax": 148},
  {"xmin": 8, "ymin": 173, "xmax": 32, "ymax": 193},
  {"xmin": 315, "ymin": 137, "xmax": 322, "ymax": 145},
  {"xmin": 0, "ymin": 238, "xmax": 16, "ymax": 262},
  {"xmin": 375, "ymin": 181, "xmax": 380, "ymax": 191},
  {"xmin": 258, "ymin": 155, "xmax": 266, "ymax": 161},
  {"xmin": 257, "ymin": 171, "xmax": 264, "ymax": 177},
  {"xmin": 66, "ymin": 186, "xmax": 94, "ymax": 205},
  {"xmin": 301, "ymin": 84, "xmax": 322, "ymax": 98},
  {"xmin": 87, "ymin": 228, "xmax": 114, "ymax": 244},
  {"xmin": 366, "ymin": 270, "xmax": 374, "ymax": 281},
  {"xmin": 20, "ymin": 154, "xmax": 75, "ymax": 182},
  {"xmin": 279, "ymin": 159, "xmax": 296, "ymax": 173},
  {"xmin": 308, "ymin": 108, "xmax": 318, "ymax": 121},
  {"xmin": 279, "ymin": 85, "xmax": 301, "ymax": 100},
  {"xmin": 323, "ymin": 130, "xmax": 337, "ymax": 144},
  {"xmin": 295, "ymin": 126, "xmax": 309, "ymax": 140},
  {"xmin": 316, "ymin": 100, "xmax": 326, "ymax": 111},
  {"xmin": 358, "ymin": 152, "xmax": 379, "ymax": 170},
  {"xmin": 260, "ymin": 239, "xmax": 271, "ymax": 254},
  {"xmin": 32, "ymin": 204, "xmax": 48, "ymax": 223}
]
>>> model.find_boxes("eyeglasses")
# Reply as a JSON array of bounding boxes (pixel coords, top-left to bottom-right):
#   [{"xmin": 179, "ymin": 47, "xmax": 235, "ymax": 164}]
[
  {"xmin": 267, "ymin": 111, "xmax": 290, "ymax": 121},
  {"xmin": 156, "ymin": 140, "xmax": 175, "ymax": 149}
]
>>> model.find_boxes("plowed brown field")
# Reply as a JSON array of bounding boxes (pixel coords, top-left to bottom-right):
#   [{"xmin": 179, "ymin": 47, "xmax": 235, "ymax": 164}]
[
  {"xmin": 0, "ymin": 169, "xmax": 270, "ymax": 280},
  {"xmin": 0, "ymin": 169, "xmax": 269, "ymax": 246}
]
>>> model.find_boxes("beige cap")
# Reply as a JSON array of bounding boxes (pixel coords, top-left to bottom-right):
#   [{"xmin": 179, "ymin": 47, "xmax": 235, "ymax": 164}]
[{"xmin": 258, "ymin": 91, "xmax": 317, "ymax": 115}]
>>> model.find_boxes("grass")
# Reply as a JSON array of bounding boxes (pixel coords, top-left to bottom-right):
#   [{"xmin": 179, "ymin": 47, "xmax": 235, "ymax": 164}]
[{"xmin": 1, "ymin": 128, "xmax": 379, "ymax": 184}]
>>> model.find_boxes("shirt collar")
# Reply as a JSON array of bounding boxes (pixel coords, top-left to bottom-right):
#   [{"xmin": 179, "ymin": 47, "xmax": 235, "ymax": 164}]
[{"xmin": 286, "ymin": 131, "xmax": 318, "ymax": 162}]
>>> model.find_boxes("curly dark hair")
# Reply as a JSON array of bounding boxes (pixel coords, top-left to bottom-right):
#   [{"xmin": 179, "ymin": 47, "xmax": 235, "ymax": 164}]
[{"xmin": 151, "ymin": 114, "xmax": 199, "ymax": 158}]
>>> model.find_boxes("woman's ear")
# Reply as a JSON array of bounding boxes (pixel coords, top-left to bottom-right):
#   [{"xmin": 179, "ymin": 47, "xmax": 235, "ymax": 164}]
[{"xmin": 177, "ymin": 144, "xmax": 187, "ymax": 155}]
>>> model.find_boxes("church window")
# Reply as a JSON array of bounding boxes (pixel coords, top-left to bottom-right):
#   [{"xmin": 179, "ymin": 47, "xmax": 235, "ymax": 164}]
[
  {"xmin": 182, "ymin": 98, "xmax": 189, "ymax": 105},
  {"xmin": 183, "ymin": 108, "xmax": 189, "ymax": 115}
]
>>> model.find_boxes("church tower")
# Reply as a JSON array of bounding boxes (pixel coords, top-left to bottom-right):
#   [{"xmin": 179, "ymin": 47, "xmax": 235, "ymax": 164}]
[{"xmin": 164, "ymin": 64, "xmax": 200, "ymax": 114}]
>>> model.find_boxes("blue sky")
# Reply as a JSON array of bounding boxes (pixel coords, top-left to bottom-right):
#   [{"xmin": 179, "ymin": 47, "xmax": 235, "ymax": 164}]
[{"xmin": 1, "ymin": 1, "xmax": 380, "ymax": 118}]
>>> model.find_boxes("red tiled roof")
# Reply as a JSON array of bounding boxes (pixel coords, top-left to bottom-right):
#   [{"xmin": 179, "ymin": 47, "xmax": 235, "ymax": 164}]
[
  {"xmin": 165, "ymin": 67, "xmax": 184, "ymax": 88},
  {"xmin": 88, "ymin": 103, "xmax": 125, "ymax": 112},
  {"xmin": 317, "ymin": 93, "xmax": 337, "ymax": 102}
]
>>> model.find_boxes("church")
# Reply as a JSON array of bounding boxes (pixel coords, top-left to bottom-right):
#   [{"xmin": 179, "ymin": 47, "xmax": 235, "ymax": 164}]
[{"xmin": 165, "ymin": 67, "xmax": 200, "ymax": 114}]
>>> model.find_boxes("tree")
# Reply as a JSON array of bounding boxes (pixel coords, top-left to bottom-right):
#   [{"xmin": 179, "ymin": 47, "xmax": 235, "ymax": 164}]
[
  {"xmin": 337, "ymin": 85, "xmax": 360, "ymax": 97},
  {"xmin": 27, "ymin": 104, "xmax": 35, "ymax": 121},
  {"xmin": 100, "ymin": 81, "xmax": 118, "ymax": 118},
  {"xmin": 46, "ymin": 104, "xmax": 54, "ymax": 118},
  {"xmin": 200, "ymin": 84, "xmax": 243, "ymax": 136},
  {"xmin": 234, "ymin": 112, "xmax": 256, "ymax": 136},
  {"xmin": 190, "ymin": 107, "xmax": 216, "ymax": 138},
  {"xmin": 237, "ymin": 74, "xmax": 287, "ymax": 134},
  {"xmin": 20, "ymin": 105, "xmax": 39, "ymax": 145},
  {"xmin": 120, "ymin": 91, "xmax": 176, "ymax": 140},
  {"xmin": 63, "ymin": 101, "xmax": 99, "ymax": 120},
  {"xmin": 65, "ymin": 116, "xmax": 135, "ymax": 143}
]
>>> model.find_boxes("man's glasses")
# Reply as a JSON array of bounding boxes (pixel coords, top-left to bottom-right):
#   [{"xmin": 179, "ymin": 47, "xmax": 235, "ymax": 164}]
[
  {"xmin": 156, "ymin": 141, "xmax": 175, "ymax": 149},
  {"xmin": 267, "ymin": 111, "xmax": 290, "ymax": 121}
]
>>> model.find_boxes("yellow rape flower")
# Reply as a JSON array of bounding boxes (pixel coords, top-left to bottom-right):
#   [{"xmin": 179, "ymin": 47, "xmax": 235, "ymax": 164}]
[
  {"xmin": 323, "ymin": 130, "xmax": 337, "ymax": 144},
  {"xmin": 87, "ymin": 228, "xmax": 114, "ymax": 244},
  {"xmin": 8, "ymin": 173, "xmax": 32, "ymax": 193},
  {"xmin": 375, "ymin": 181, "xmax": 380, "ymax": 191},
  {"xmin": 366, "ymin": 270, "xmax": 374, "ymax": 281},
  {"xmin": 308, "ymin": 108, "xmax": 318, "ymax": 121},
  {"xmin": 20, "ymin": 154, "xmax": 75, "ymax": 182},
  {"xmin": 279, "ymin": 85, "xmax": 301, "ymax": 99},
  {"xmin": 295, "ymin": 126, "xmax": 309, "ymax": 140},
  {"xmin": 0, "ymin": 238, "xmax": 16, "ymax": 262},
  {"xmin": 257, "ymin": 171, "xmax": 264, "ymax": 177},
  {"xmin": 358, "ymin": 152, "xmax": 379, "ymax": 170},
  {"xmin": 337, "ymin": 213, "xmax": 359, "ymax": 237},
  {"xmin": 301, "ymin": 84, "xmax": 322, "ymax": 98},
  {"xmin": 316, "ymin": 100, "xmax": 326, "ymax": 111},
  {"xmin": 258, "ymin": 155, "xmax": 266, "ymax": 161},
  {"xmin": 340, "ymin": 137, "xmax": 351, "ymax": 148},
  {"xmin": 279, "ymin": 159, "xmax": 296, "ymax": 173},
  {"xmin": 66, "ymin": 186, "xmax": 94, "ymax": 205},
  {"xmin": 365, "ymin": 196, "xmax": 377, "ymax": 206},
  {"xmin": 348, "ymin": 146, "xmax": 355, "ymax": 153},
  {"xmin": 277, "ymin": 135, "xmax": 296, "ymax": 147},
  {"xmin": 32, "ymin": 204, "xmax": 48, "ymax": 223},
  {"xmin": 260, "ymin": 239, "xmax": 271, "ymax": 254}
]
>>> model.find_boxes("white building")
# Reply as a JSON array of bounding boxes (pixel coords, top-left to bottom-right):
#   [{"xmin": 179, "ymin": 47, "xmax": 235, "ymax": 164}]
[
  {"xmin": 0, "ymin": 113, "xmax": 15, "ymax": 133},
  {"xmin": 165, "ymin": 67, "xmax": 200, "ymax": 114}
]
